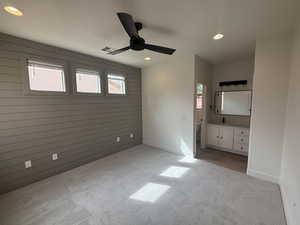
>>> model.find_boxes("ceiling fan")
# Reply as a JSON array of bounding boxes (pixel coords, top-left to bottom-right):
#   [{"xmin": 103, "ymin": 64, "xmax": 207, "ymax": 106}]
[{"xmin": 108, "ymin": 12, "xmax": 176, "ymax": 55}]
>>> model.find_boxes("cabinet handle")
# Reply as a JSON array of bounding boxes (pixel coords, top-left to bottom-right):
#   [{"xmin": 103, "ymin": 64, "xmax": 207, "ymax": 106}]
[
  {"xmin": 220, "ymin": 136, "xmax": 223, "ymax": 139},
  {"xmin": 241, "ymin": 138, "xmax": 244, "ymax": 141},
  {"xmin": 217, "ymin": 136, "xmax": 219, "ymax": 138}
]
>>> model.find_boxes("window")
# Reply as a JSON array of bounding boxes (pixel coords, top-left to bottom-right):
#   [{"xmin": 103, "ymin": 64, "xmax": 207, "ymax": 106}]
[
  {"xmin": 75, "ymin": 69, "xmax": 101, "ymax": 94},
  {"xmin": 27, "ymin": 60, "xmax": 66, "ymax": 92},
  {"xmin": 107, "ymin": 74, "xmax": 126, "ymax": 95},
  {"xmin": 196, "ymin": 83, "xmax": 204, "ymax": 110},
  {"xmin": 196, "ymin": 95, "xmax": 203, "ymax": 109}
]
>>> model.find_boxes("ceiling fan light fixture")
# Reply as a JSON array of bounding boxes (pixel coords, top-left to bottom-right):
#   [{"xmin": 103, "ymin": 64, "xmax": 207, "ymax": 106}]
[
  {"xmin": 144, "ymin": 57, "xmax": 151, "ymax": 61},
  {"xmin": 4, "ymin": 6, "xmax": 23, "ymax": 16},
  {"xmin": 213, "ymin": 33, "xmax": 224, "ymax": 40},
  {"xmin": 108, "ymin": 12, "xmax": 176, "ymax": 56}
]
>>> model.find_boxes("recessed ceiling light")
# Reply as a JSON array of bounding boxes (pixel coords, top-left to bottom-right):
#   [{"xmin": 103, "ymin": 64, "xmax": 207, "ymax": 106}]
[
  {"xmin": 4, "ymin": 6, "xmax": 23, "ymax": 16},
  {"xmin": 213, "ymin": 33, "xmax": 224, "ymax": 40},
  {"xmin": 144, "ymin": 57, "xmax": 151, "ymax": 61}
]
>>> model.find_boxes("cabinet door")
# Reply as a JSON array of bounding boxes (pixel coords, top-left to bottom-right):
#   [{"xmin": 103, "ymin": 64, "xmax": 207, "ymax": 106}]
[
  {"xmin": 207, "ymin": 124, "xmax": 220, "ymax": 146},
  {"xmin": 219, "ymin": 127, "xmax": 234, "ymax": 149}
]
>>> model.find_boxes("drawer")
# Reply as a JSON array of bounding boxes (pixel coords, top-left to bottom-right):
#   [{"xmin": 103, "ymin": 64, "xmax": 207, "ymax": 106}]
[
  {"xmin": 234, "ymin": 128, "xmax": 249, "ymax": 137},
  {"xmin": 234, "ymin": 142, "xmax": 248, "ymax": 152},
  {"xmin": 234, "ymin": 135, "xmax": 249, "ymax": 144}
]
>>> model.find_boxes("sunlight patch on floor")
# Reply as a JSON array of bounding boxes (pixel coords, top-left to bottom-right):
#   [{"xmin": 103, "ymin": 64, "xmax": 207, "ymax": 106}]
[
  {"xmin": 129, "ymin": 183, "xmax": 170, "ymax": 203},
  {"xmin": 178, "ymin": 156, "xmax": 198, "ymax": 163},
  {"xmin": 160, "ymin": 166, "xmax": 190, "ymax": 178}
]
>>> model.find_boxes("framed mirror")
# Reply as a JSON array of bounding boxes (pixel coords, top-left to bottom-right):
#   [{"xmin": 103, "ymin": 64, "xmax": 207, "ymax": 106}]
[{"xmin": 215, "ymin": 90, "xmax": 252, "ymax": 116}]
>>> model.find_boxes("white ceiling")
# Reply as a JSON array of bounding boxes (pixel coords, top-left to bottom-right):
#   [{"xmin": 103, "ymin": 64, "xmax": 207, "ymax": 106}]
[{"xmin": 0, "ymin": 0, "xmax": 299, "ymax": 67}]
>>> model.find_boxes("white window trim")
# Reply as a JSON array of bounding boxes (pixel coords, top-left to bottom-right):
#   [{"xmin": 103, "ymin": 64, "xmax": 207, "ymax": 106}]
[
  {"xmin": 106, "ymin": 71, "xmax": 128, "ymax": 96},
  {"xmin": 22, "ymin": 55, "xmax": 69, "ymax": 96},
  {"xmin": 72, "ymin": 64, "xmax": 104, "ymax": 96}
]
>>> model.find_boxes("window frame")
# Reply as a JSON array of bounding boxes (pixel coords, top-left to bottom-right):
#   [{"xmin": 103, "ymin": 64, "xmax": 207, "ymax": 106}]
[
  {"xmin": 22, "ymin": 55, "xmax": 69, "ymax": 96},
  {"xmin": 196, "ymin": 83, "xmax": 204, "ymax": 110},
  {"xmin": 71, "ymin": 63, "xmax": 104, "ymax": 96},
  {"xmin": 196, "ymin": 95, "xmax": 203, "ymax": 110},
  {"xmin": 106, "ymin": 70, "xmax": 128, "ymax": 96}
]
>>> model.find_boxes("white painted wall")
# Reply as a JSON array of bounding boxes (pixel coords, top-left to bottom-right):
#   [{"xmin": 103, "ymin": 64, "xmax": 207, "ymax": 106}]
[
  {"xmin": 212, "ymin": 59, "xmax": 254, "ymax": 92},
  {"xmin": 141, "ymin": 30, "xmax": 300, "ymax": 225},
  {"xmin": 247, "ymin": 35, "xmax": 291, "ymax": 183},
  {"xmin": 209, "ymin": 59, "xmax": 254, "ymax": 127},
  {"xmin": 142, "ymin": 55, "xmax": 195, "ymax": 156},
  {"xmin": 280, "ymin": 24, "xmax": 300, "ymax": 225}
]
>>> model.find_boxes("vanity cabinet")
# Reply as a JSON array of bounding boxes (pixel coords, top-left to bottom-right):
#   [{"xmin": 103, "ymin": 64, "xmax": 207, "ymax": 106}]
[
  {"xmin": 206, "ymin": 124, "xmax": 220, "ymax": 146},
  {"xmin": 233, "ymin": 128, "xmax": 249, "ymax": 153},
  {"xmin": 206, "ymin": 123, "xmax": 249, "ymax": 156}
]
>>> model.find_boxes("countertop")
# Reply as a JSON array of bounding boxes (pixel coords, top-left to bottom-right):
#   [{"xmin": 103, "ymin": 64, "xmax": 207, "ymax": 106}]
[{"xmin": 207, "ymin": 122, "xmax": 250, "ymax": 129}]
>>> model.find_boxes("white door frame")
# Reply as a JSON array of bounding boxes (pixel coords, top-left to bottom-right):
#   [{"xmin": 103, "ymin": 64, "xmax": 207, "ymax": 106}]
[
  {"xmin": 200, "ymin": 85, "xmax": 207, "ymax": 149},
  {"xmin": 193, "ymin": 83, "xmax": 207, "ymax": 157}
]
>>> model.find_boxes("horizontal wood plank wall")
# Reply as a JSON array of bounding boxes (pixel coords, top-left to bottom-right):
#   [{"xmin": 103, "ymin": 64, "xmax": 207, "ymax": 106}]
[{"xmin": 0, "ymin": 33, "xmax": 142, "ymax": 194}]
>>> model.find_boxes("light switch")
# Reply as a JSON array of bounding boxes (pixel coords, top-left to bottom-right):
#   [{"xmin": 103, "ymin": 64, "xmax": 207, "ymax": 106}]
[
  {"xmin": 130, "ymin": 133, "xmax": 134, "ymax": 138},
  {"xmin": 116, "ymin": 137, "xmax": 121, "ymax": 142}
]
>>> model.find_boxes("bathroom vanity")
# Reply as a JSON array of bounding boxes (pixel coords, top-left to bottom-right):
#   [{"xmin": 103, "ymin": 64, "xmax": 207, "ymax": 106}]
[{"xmin": 206, "ymin": 123, "xmax": 249, "ymax": 156}]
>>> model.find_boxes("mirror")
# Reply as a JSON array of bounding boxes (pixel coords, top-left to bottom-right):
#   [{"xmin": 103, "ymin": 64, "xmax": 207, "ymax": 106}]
[{"xmin": 215, "ymin": 91, "xmax": 252, "ymax": 116}]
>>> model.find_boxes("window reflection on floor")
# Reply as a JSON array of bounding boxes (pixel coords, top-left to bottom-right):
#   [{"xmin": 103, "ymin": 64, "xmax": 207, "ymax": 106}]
[{"xmin": 129, "ymin": 183, "xmax": 170, "ymax": 203}]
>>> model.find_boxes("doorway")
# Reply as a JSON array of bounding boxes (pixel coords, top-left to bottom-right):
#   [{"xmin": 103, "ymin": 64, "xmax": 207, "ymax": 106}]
[{"xmin": 193, "ymin": 82, "xmax": 248, "ymax": 173}]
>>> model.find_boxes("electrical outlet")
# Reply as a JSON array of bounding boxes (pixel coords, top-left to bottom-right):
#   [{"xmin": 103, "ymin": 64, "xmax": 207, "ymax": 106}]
[
  {"xmin": 25, "ymin": 160, "xmax": 32, "ymax": 168},
  {"xmin": 52, "ymin": 153, "xmax": 58, "ymax": 161},
  {"xmin": 116, "ymin": 137, "xmax": 121, "ymax": 142},
  {"xmin": 130, "ymin": 133, "xmax": 134, "ymax": 138}
]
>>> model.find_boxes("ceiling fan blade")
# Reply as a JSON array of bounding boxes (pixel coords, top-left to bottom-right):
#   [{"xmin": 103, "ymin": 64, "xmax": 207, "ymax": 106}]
[
  {"xmin": 145, "ymin": 44, "xmax": 176, "ymax": 55},
  {"xmin": 108, "ymin": 46, "xmax": 130, "ymax": 55},
  {"xmin": 117, "ymin": 12, "xmax": 138, "ymax": 38}
]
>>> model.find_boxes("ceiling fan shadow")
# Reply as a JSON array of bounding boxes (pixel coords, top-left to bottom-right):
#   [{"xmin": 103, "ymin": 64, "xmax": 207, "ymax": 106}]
[{"xmin": 143, "ymin": 24, "xmax": 176, "ymax": 36}]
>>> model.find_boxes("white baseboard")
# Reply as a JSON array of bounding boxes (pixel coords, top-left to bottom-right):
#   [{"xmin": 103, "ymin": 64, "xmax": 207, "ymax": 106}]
[
  {"xmin": 279, "ymin": 182, "xmax": 292, "ymax": 225},
  {"xmin": 247, "ymin": 169, "xmax": 279, "ymax": 184}
]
